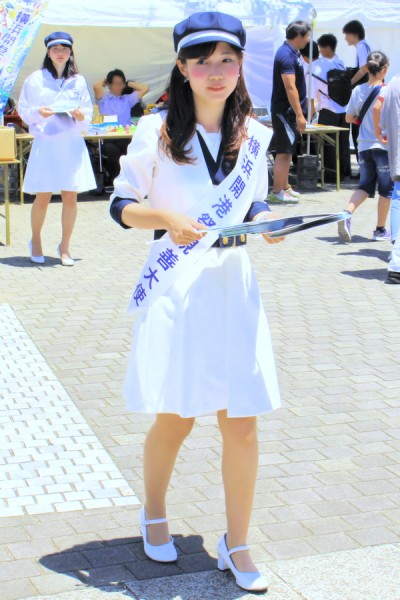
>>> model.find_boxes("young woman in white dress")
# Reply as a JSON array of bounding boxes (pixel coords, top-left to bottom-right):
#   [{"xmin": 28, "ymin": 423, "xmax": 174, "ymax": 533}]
[
  {"xmin": 19, "ymin": 31, "xmax": 96, "ymax": 266},
  {"xmin": 110, "ymin": 12, "xmax": 284, "ymax": 592}
]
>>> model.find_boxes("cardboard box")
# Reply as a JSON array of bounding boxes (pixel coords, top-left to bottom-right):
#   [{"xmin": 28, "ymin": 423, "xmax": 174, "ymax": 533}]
[{"xmin": 0, "ymin": 126, "xmax": 16, "ymax": 161}]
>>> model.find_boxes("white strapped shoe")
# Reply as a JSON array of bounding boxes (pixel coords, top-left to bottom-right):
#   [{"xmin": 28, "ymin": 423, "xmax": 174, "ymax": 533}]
[
  {"xmin": 217, "ymin": 534, "xmax": 269, "ymax": 592},
  {"xmin": 139, "ymin": 507, "xmax": 178, "ymax": 563}
]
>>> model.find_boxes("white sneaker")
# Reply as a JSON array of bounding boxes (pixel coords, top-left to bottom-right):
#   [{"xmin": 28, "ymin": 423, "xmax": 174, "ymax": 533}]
[
  {"xmin": 268, "ymin": 189, "xmax": 299, "ymax": 204},
  {"xmin": 284, "ymin": 186, "xmax": 301, "ymax": 199},
  {"xmin": 217, "ymin": 534, "xmax": 269, "ymax": 592},
  {"xmin": 338, "ymin": 215, "xmax": 352, "ymax": 242},
  {"xmin": 139, "ymin": 507, "xmax": 177, "ymax": 563}
]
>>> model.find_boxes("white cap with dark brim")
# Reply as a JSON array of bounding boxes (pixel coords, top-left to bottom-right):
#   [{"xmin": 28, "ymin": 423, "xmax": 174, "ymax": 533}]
[{"xmin": 177, "ymin": 29, "xmax": 244, "ymax": 53}]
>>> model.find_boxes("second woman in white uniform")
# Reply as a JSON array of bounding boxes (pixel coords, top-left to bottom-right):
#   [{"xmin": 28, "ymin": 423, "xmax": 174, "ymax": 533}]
[
  {"xmin": 110, "ymin": 12, "xmax": 284, "ymax": 593},
  {"xmin": 18, "ymin": 31, "xmax": 96, "ymax": 266}
]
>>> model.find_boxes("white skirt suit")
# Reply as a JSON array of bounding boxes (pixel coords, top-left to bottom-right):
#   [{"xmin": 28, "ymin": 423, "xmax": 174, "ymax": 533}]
[
  {"xmin": 111, "ymin": 112, "xmax": 281, "ymax": 418},
  {"xmin": 18, "ymin": 69, "xmax": 96, "ymax": 194}
]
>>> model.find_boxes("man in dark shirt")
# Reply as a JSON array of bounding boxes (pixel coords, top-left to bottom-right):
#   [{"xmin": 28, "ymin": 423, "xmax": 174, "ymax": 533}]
[{"xmin": 269, "ymin": 20, "xmax": 311, "ymax": 203}]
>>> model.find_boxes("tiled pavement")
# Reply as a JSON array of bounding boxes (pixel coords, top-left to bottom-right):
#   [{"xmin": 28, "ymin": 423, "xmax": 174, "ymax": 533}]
[
  {"xmin": 0, "ymin": 183, "xmax": 399, "ymax": 600},
  {"xmin": 0, "ymin": 303, "xmax": 139, "ymax": 517}
]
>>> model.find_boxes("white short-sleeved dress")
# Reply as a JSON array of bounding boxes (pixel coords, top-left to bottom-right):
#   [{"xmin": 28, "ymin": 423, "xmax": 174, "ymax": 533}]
[
  {"xmin": 18, "ymin": 69, "xmax": 96, "ymax": 193},
  {"xmin": 112, "ymin": 112, "xmax": 281, "ymax": 418}
]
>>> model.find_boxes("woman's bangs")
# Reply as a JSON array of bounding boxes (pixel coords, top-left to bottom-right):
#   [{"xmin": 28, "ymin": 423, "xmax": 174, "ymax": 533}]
[{"xmin": 179, "ymin": 41, "xmax": 242, "ymax": 61}]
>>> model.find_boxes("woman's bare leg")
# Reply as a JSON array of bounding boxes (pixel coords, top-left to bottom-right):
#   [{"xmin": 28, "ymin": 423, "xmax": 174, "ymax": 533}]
[
  {"xmin": 60, "ymin": 190, "xmax": 78, "ymax": 256},
  {"xmin": 31, "ymin": 192, "xmax": 52, "ymax": 255},
  {"xmin": 218, "ymin": 410, "xmax": 259, "ymax": 572},
  {"xmin": 143, "ymin": 413, "xmax": 195, "ymax": 545}
]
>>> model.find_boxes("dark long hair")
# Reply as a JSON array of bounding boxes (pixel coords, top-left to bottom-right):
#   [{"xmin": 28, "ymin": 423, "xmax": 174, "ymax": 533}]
[
  {"xmin": 160, "ymin": 42, "xmax": 252, "ymax": 165},
  {"xmin": 42, "ymin": 47, "xmax": 79, "ymax": 79}
]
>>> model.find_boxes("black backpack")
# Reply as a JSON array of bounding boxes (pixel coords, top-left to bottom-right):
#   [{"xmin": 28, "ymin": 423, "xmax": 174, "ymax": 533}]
[{"xmin": 312, "ymin": 68, "xmax": 353, "ymax": 107}]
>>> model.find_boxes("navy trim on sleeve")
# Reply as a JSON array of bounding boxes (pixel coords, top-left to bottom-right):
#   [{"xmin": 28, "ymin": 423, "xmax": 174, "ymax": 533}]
[
  {"xmin": 110, "ymin": 197, "xmax": 139, "ymax": 229},
  {"xmin": 244, "ymin": 201, "xmax": 271, "ymax": 222}
]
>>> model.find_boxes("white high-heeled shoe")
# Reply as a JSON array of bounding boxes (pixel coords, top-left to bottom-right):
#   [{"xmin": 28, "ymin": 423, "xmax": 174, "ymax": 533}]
[
  {"xmin": 217, "ymin": 534, "xmax": 269, "ymax": 592},
  {"xmin": 57, "ymin": 245, "xmax": 74, "ymax": 267},
  {"xmin": 139, "ymin": 507, "xmax": 178, "ymax": 563},
  {"xmin": 28, "ymin": 241, "xmax": 45, "ymax": 264}
]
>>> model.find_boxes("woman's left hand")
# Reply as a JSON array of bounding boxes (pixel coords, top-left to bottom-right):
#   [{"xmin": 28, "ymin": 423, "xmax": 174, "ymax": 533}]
[
  {"xmin": 262, "ymin": 232, "xmax": 285, "ymax": 244},
  {"xmin": 253, "ymin": 211, "xmax": 285, "ymax": 244},
  {"xmin": 71, "ymin": 108, "xmax": 85, "ymax": 121}
]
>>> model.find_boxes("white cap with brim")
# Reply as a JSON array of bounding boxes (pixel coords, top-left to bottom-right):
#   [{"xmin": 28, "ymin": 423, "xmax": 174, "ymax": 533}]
[
  {"xmin": 47, "ymin": 38, "xmax": 72, "ymax": 48},
  {"xmin": 177, "ymin": 29, "xmax": 244, "ymax": 53}
]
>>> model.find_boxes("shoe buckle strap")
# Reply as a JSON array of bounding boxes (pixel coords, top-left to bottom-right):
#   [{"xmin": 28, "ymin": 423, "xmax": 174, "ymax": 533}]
[
  {"xmin": 144, "ymin": 517, "xmax": 168, "ymax": 525},
  {"xmin": 228, "ymin": 544, "xmax": 249, "ymax": 556}
]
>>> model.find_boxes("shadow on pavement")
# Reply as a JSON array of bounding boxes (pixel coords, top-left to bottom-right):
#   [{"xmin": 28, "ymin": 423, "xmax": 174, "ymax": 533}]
[
  {"xmin": 341, "ymin": 268, "xmax": 387, "ymax": 281},
  {"xmin": 125, "ymin": 568, "xmax": 268, "ymax": 599},
  {"xmin": 337, "ymin": 247, "xmax": 391, "ymax": 263},
  {"xmin": 18, "ymin": 192, "xmax": 109, "ymax": 204},
  {"xmin": 0, "ymin": 256, "xmax": 82, "ymax": 268},
  {"xmin": 316, "ymin": 234, "xmax": 371, "ymax": 244},
  {"xmin": 39, "ymin": 534, "xmax": 217, "ymax": 591}
]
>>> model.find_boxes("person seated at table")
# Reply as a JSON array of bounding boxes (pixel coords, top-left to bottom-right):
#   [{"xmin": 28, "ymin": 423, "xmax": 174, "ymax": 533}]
[
  {"xmin": 5, "ymin": 96, "xmax": 16, "ymax": 115},
  {"xmin": 4, "ymin": 97, "xmax": 28, "ymax": 132},
  {"xmin": 93, "ymin": 69, "xmax": 149, "ymax": 187}
]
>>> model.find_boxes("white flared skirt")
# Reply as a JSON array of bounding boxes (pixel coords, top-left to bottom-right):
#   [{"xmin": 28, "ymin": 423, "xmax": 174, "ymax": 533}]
[
  {"xmin": 124, "ymin": 246, "xmax": 281, "ymax": 418},
  {"xmin": 23, "ymin": 132, "xmax": 96, "ymax": 194}
]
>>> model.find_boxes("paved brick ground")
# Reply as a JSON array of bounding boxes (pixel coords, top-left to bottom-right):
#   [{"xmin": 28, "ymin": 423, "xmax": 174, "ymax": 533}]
[
  {"xmin": 0, "ymin": 181, "xmax": 399, "ymax": 600},
  {"xmin": 0, "ymin": 304, "xmax": 139, "ymax": 517}
]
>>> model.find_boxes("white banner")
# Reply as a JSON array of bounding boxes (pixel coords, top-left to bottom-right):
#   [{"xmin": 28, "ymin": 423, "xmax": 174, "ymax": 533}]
[{"xmin": 0, "ymin": 0, "xmax": 49, "ymax": 114}]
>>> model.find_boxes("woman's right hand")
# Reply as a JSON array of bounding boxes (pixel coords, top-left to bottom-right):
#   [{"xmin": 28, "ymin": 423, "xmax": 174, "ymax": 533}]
[
  {"xmin": 164, "ymin": 212, "xmax": 207, "ymax": 246},
  {"xmin": 39, "ymin": 107, "xmax": 54, "ymax": 118}
]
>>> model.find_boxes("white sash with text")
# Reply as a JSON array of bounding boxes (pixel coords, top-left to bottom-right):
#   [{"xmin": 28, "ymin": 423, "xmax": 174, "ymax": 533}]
[{"xmin": 128, "ymin": 120, "xmax": 272, "ymax": 314}]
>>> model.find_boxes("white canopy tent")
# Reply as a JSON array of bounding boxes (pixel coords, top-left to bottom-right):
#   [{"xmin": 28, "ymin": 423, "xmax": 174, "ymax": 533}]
[{"xmin": 11, "ymin": 0, "xmax": 400, "ymax": 111}]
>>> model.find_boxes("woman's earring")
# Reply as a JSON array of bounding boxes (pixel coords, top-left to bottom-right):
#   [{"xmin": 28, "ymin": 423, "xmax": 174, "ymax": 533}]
[{"xmin": 184, "ymin": 77, "xmax": 189, "ymax": 83}]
